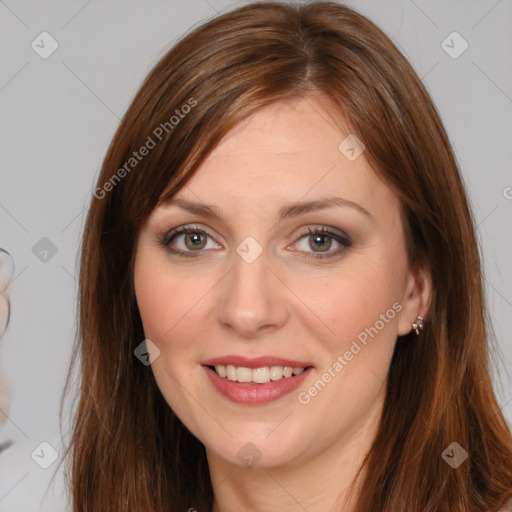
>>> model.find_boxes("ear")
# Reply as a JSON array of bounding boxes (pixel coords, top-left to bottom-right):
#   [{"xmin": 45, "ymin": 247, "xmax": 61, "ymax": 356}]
[{"xmin": 397, "ymin": 261, "xmax": 432, "ymax": 336}]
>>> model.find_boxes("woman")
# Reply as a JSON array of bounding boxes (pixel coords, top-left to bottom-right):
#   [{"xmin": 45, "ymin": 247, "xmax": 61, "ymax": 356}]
[{"xmin": 63, "ymin": 1, "xmax": 512, "ymax": 511}]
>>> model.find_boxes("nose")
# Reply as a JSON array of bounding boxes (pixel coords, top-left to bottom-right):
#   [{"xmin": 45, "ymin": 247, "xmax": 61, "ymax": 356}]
[{"xmin": 215, "ymin": 247, "xmax": 289, "ymax": 339}]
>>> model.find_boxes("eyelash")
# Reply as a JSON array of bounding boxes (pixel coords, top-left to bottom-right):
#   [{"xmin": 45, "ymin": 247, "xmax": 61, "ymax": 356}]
[{"xmin": 158, "ymin": 224, "xmax": 352, "ymax": 261}]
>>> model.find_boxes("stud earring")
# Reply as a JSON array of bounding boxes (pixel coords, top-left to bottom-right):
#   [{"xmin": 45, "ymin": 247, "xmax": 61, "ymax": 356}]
[{"xmin": 412, "ymin": 315, "xmax": 424, "ymax": 335}]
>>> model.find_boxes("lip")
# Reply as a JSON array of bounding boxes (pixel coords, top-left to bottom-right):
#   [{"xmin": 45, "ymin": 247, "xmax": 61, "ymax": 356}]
[
  {"xmin": 201, "ymin": 359, "xmax": 314, "ymax": 405},
  {"xmin": 200, "ymin": 355, "xmax": 314, "ymax": 369}
]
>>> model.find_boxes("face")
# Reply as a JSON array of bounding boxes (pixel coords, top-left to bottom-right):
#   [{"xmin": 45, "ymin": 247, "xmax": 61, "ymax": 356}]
[{"xmin": 133, "ymin": 96, "xmax": 428, "ymax": 469}]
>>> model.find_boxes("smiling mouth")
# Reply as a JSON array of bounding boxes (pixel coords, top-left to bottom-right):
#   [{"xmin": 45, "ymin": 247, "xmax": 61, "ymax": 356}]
[{"xmin": 207, "ymin": 364, "xmax": 313, "ymax": 384}]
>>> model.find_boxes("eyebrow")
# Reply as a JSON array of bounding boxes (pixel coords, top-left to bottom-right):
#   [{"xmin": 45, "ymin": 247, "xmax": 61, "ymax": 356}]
[{"xmin": 163, "ymin": 196, "xmax": 372, "ymax": 221}]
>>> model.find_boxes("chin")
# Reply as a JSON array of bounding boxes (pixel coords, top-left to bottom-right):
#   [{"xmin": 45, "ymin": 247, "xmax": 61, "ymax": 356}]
[{"xmin": 204, "ymin": 428, "xmax": 308, "ymax": 470}]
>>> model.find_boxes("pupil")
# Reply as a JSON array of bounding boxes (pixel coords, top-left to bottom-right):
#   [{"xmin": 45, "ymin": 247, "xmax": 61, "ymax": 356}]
[
  {"xmin": 186, "ymin": 232, "xmax": 205, "ymax": 249},
  {"xmin": 311, "ymin": 234, "xmax": 331, "ymax": 252}
]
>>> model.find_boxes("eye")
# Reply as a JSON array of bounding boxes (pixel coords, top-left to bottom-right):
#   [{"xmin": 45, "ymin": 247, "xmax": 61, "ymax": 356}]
[
  {"xmin": 291, "ymin": 226, "xmax": 352, "ymax": 260},
  {"xmin": 159, "ymin": 225, "xmax": 219, "ymax": 258},
  {"xmin": 159, "ymin": 224, "xmax": 352, "ymax": 260}
]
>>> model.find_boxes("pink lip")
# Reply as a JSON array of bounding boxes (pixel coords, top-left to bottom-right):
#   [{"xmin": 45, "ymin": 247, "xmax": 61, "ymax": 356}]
[
  {"xmin": 200, "ymin": 355, "xmax": 313, "ymax": 369},
  {"xmin": 203, "ymin": 366, "xmax": 313, "ymax": 405}
]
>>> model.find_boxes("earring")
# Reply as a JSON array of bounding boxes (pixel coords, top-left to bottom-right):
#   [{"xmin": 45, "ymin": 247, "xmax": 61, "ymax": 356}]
[{"xmin": 412, "ymin": 315, "xmax": 424, "ymax": 335}]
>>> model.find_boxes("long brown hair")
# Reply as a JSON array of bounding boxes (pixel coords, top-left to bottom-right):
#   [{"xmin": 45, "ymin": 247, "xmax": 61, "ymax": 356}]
[{"xmin": 61, "ymin": 2, "xmax": 512, "ymax": 510}]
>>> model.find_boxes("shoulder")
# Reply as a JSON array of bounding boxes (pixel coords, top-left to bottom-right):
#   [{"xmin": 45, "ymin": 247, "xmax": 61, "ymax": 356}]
[{"xmin": 0, "ymin": 434, "xmax": 70, "ymax": 512}]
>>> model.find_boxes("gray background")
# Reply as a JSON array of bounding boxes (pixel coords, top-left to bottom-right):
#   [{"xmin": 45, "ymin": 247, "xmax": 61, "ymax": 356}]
[{"xmin": 0, "ymin": 0, "xmax": 511, "ymax": 466}]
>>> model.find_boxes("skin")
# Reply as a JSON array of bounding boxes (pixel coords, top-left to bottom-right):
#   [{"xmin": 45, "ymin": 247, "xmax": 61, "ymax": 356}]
[{"xmin": 133, "ymin": 96, "xmax": 432, "ymax": 512}]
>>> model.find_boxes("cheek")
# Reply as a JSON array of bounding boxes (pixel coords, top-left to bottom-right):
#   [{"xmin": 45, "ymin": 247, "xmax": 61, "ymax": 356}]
[
  {"xmin": 134, "ymin": 251, "xmax": 192, "ymax": 343},
  {"xmin": 133, "ymin": 249, "xmax": 217, "ymax": 368},
  {"xmin": 134, "ymin": 262, "xmax": 171, "ymax": 342},
  {"xmin": 134, "ymin": 251, "xmax": 194, "ymax": 406},
  {"xmin": 306, "ymin": 271, "xmax": 401, "ymax": 346},
  {"xmin": 293, "ymin": 248, "xmax": 407, "ymax": 376}
]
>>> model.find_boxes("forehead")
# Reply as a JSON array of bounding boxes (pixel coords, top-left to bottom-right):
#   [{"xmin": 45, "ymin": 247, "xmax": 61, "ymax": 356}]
[
  {"xmin": 155, "ymin": 97, "xmax": 400, "ymax": 224},
  {"xmin": 204, "ymin": 97, "xmax": 353, "ymax": 172}
]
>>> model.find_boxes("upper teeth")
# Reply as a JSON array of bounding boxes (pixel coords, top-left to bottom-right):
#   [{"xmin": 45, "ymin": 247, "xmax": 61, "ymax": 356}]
[{"xmin": 215, "ymin": 365, "xmax": 306, "ymax": 383}]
